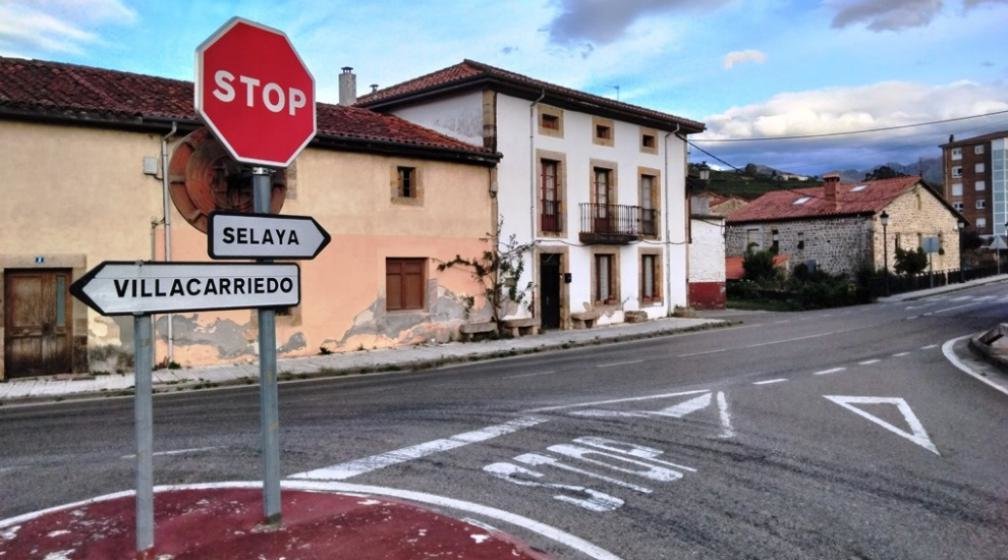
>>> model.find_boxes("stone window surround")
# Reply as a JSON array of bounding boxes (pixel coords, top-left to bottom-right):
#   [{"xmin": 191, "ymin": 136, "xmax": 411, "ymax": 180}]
[
  {"xmin": 537, "ymin": 104, "xmax": 564, "ymax": 138},
  {"xmin": 589, "ymin": 246, "xmax": 621, "ymax": 309},
  {"xmin": 389, "ymin": 161, "xmax": 424, "ymax": 206},
  {"xmin": 534, "ymin": 245, "xmax": 570, "ymax": 329},
  {"xmin": 592, "ymin": 116, "xmax": 615, "ymax": 147},
  {"xmin": 589, "ymin": 159, "xmax": 618, "ymax": 206},
  {"xmin": 640, "ymin": 127, "xmax": 658, "ymax": 155},
  {"xmin": 638, "ymin": 247, "xmax": 663, "ymax": 307},
  {"xmin": 536, "ymin": 149, "xmax": 568, "ymax": 238}
]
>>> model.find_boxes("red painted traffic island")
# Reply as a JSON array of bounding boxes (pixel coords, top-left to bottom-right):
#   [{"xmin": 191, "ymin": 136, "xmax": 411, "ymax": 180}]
[{"xmin": 0, "ymin": 488, "xmax": 552, "ymax": 559}]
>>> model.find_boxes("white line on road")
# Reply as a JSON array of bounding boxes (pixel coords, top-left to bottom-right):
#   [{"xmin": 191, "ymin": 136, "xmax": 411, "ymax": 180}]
[
  {"xmin": 921, "ymin": 344, "xmax": 939, "ymax": 350},
  {"xmin": 596, "ymin": 359, "xmax": 644, "ymax": 369},
  {"xmin": 942, "ymin": 335, "xmax": 1008, "ymax": 397},
  {"xmin": 858, "ymin": 359, "xmax": 881, "ymax": 366},
  {"xmin": 717, "ymin": 392, "xmax": 734, "ymax": 438},
  {"xmin": 931, "ymin": 301, "xmax": 992, "ymax": 315},
  {"xmin": 824, "ymin": 395, "xmax": 939, "ymax": 455},
  {"xmin": 504, "ymin": 370, "xmax": 557, "ymax": 380},
  {"xmin": 528, "ymin": 389, "xmax": 709, "ymax": 413},
  {"xmin": 120, "ymin": 446, "xmax": 219, "ymax": 460},
  {"xmin": 752, "ymin": 378, "xmax": 788, "ymax": 385},
  {"xmin": 813, "ymin": 367, "xmax": 846, "ymax": 376},
  {"xmin": 907, "ymin": 315, "xmax": 919, "ymax": 320},
  {"xmin": 651, "ymin": 393, "xmax": 712, "ymax": 418},
  {"xmin": 892, "ymin": 352, "xmax": 911, "ymax": 357},
  {"xmin": 677, "ymin": 330, "xmax": 841, "ymax": 358},
  {"xmin": 289, "ymin": 416, "xmax": 548, "ymax": 481}
]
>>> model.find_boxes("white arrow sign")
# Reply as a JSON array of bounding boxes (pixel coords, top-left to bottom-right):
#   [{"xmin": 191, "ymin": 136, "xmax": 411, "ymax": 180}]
[
  {"xmin": 208, "ymin": 212, "xmax": 330, "ymax": 259},
  {"xmin": 70, "ymin": 261, "xmax": 300, "ymax": 316}
]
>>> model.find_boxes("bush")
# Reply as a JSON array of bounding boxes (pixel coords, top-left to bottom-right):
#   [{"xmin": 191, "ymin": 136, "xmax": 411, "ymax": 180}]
[
  {"xmin": 894, "ymin": 247, "xmax": 927, "ymax": 276},
  {"xmin": 743, "ymin": 248, "xmax": 779, "ymax": 283}
]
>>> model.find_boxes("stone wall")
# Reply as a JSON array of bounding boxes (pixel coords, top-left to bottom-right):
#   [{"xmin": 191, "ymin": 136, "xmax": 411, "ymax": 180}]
[
  {"xmin": 871, "ymin": 186, "xmax": 960, "ymax": 273},
  {"xmin": 726, "ymin": 216, "xmax": 872, "ymax": 276}
]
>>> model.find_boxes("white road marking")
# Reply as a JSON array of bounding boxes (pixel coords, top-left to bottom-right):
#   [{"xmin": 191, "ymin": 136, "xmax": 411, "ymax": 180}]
[
  {"xmin": 677, "ymin": 330, "xmax": 841, "ymax": 358},
  {"xmin": 0, "ymin": 481, "xmax": 625, "ymax": 560},
  {"xmin": 772, "ymin": 320, "xmax": 790, "ymax": 324},
  {"xmin": 813, "ymin": 367, "xmax": 846, "ymax": 376},
  {"xmin": 596, "ymin": 359, "xmax": 644, "ymax": 369},
  {"xmin": 504, "ymin": 370, "xmax": 556, "ymax": 380},
  {"xmin": 484, "ymin": 462, "xmax": 623, "ymax": 512},
  {"xmin": 752, "ymin": 378, "xmax": 787, "ymax": 385},
  {"xmin": 513, "ymin": 453, "xmax": 653, "ymax": 493},
  {"xmin": 931, "ymin": 301, "xmax": 991, "ymax": 315},
  {"xmin": 717, "ymin": 392, "xmax": 734, "ymax": 438},
  {"xmin": 921, "ymin": 344, "xmax": 938, "ymax": 350},
  {"xmin": 289, "ymin": 416, "xmax": 548, "ymax": 480},
  {"xmin": 858, "ymin": 359, "xmax": 881, "ymax": 366},
  {"xmin": 528, "ymin": 389, "xmax": 709, "ymax": 413},
  {"xmin": 942, "ymin": 335, "xmax": 1008, "ymax": 397},
  {"xmin": 120, "ymin": 446, "xmax": 219, "ymax": 460},
  {"xmin": 891, "ymin": 352, "xmax": 911, "ymax": 357},
  {"xmin": 650, "ymin": 393, "xmax": 712, "ymax": 418},
  {"xmin": 824, "ymin": 395, "xmax": 939, "ymax": 455},
  {"xmin": 907, "ymin": 315, "xmax": 919, "ymax": 320}
]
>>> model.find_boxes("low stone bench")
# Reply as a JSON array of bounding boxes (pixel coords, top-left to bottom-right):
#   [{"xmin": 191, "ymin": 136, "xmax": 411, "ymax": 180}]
[
  {"xmin": 502, "ymin": 318, "xmax": 539, "ymax": 337},
  {"xmin": 570, "ymin": 310, "xmax": 600, "ymax": 329},
  {"xmin": 459, "ymin": 321, "xmax": 497, "ymax": 341},
  {"xmin": 624, "ymin": 310, "xmax": 648, "ymax": 323}
]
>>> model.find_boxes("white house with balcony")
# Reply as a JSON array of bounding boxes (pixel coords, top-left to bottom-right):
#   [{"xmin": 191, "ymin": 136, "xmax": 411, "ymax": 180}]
[{"xmin": 355, "ymin": 60, "xmax": 705, "ymax": 329}]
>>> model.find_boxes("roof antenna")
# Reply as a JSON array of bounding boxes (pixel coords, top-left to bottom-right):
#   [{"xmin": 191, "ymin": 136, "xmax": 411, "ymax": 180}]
[{"xmin": 611, "ymin": 84, "xmax": 620, "ymax": 101}]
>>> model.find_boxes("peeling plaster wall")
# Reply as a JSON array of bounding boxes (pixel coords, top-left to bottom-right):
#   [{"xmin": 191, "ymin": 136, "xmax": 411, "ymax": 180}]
[{"xmin": 1, "ymin": 118, "xmax": 493, "ymax": 374}]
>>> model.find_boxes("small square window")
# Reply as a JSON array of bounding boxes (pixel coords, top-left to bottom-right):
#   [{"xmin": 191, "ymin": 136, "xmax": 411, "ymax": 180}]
[
  {"xmin": 953, "ymin": 202, "xmax": 964, "ymax": 211},
  {"xmin": 975, "ymin": 144, "xmax": 985, "ymax": 155},
  {"xmin": 952, "ymin": 166, "xmax": 963, "ymax": 178},
  {"xmin": 397, "ymin": 166, "xmax": 416, "ymax": 198},
  {"xmin": 592, "ymin": 117, "xmax": 615, "ymax": 146},
  {"xmin": 976, "ymin": 180, "xmax": 986, "ymax": 191},
  {"xmin": 642, "ymin": 134, "xmax": 655, "ymax": 148},
  {"xmin": 951, "ymin": 147, "xmax": 962, "ymax": 160},
  {"xmin": 952, "ymin": 183, "xmax": 963, "ymax": 196},
  {"xmin": 596, "ymin": 124, "xmax": 611, "ymax": 140},
  {"xmin": 976, "ymin": 217, "xmax": 987, "ymax": 228},
  {"xmin": 976, "ymin": 199, "xmax": 986, "ymax": 209},
  {"xmin": 975, "ymin": 162, "xmax": 985, "ymax": 174},
  {"xmin": 541, "ymin": 113, "xmax": 560, "ymax": 130}
]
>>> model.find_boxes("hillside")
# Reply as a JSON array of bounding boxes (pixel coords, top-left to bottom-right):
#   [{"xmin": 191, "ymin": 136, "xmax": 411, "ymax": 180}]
[{"xmin": 699, "ymin": 168, "xmax": 821, "ymax": 200}]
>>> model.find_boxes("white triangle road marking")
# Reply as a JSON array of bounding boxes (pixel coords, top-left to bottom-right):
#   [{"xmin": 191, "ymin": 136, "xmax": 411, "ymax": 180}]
[{"xmin": 824, "ymin": 395, "xmax": 939, "ymax": 455}]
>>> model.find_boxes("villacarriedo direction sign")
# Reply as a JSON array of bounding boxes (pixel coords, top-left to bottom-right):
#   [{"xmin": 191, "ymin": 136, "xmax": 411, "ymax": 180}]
[
  {"xmin": 208, "ymin": 212, "xmax": 331, "ymax": 259},
  {"xmin": 69, "ymin": 262, "xmax": 300, "ymax": 316}
]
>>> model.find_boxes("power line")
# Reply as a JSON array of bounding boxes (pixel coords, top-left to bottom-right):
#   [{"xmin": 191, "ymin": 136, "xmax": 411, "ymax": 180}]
[{"xmin": 694, "ymin": 109, "xmax": 1008, "ymax": 143}]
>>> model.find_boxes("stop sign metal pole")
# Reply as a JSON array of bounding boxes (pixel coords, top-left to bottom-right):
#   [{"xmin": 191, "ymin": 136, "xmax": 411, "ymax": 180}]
[{"xmin": 253, "ymin": 166, "xmax": 282, "ymax": 524}]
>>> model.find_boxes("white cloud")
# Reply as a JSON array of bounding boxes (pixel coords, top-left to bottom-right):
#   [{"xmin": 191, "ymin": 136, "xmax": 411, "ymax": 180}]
[
  {"xmin": 0, "ymin": 0, "xmax": 136, "ymax": 56},
  {"xmin": 547, "ymin": 0, "xmax": 730, "ymax": 44},
  {"xmin": 722, "ymin": 49, "xmax": 767, "ymax": 70}
]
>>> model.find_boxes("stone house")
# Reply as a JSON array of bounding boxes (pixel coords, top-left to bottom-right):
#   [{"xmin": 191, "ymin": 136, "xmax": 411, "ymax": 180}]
[
  {"xmin": 355, "ymin": 60, "xmax": 705, "ymax": 329},
  {"xmin": 725, "ymin": 175, "xmax": 964, "ymax": 277},
  {"xmin": 0, "ymin": 56, "xmax": 500, "ymax": 379}
]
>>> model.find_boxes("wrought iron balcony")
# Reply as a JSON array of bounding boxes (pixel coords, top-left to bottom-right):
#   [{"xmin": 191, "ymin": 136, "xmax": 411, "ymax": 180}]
[{"xmin": 579, "ymin": 203, "xmax": 659, "ymax": 244}]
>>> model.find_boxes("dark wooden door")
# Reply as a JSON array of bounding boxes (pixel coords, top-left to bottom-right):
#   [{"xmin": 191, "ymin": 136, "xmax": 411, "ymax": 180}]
[
  {"xmin": 540, "ymin": 254, "xmax": 561, "ymax": 330},
  {"xmin": 4, "ymin": 269, "xmax": 72, "ymax": 377}
]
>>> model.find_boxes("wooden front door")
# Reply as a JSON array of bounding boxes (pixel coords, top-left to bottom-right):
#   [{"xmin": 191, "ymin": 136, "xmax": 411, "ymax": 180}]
[{"xmin": 4, "ymin": 269, "xmax": 73, "ymax": 377}]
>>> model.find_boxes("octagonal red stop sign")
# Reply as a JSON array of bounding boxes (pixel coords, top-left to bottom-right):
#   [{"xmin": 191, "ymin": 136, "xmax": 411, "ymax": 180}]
[{"xmin": 195, "ymin": 17, "xmax": 316, "ymax": 168}]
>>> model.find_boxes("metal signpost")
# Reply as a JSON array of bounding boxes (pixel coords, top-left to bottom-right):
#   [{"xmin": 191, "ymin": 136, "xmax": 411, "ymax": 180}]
[
  {"xmin": 922, "ymin": 237, "xmax": 940, "ymax": 288},
  {"xmin": 195, "ymin": 17, "xmax": 317, "ymax": 529}
]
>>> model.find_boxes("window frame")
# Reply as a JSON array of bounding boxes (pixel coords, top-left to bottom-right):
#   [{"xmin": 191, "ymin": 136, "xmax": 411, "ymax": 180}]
[
  {"xmin": 976, "ymin": 180, "xmax": 986, "ymax": 192},
  {"xmin": 592, "ymin": 117, "xmax": 615, "ymax": 147},
  {"xmin": 952, "ymin": 182, "xmax": 963, "ymax": 197},
  {"xmin": 385, "ymin": 257, "xmax": 426, "ymax": 311},
  {"xmin": 951, "ymin": 166, "xmax": 963, "ymax": 178},
  {"xmin": 537, "ymin": 105, "xmax": 564, "ymax": 138},
  {"xmin": 389, "ymin": 163, "xmax": 423, "ymax": 206},
  {"xmin": 538, "ymin": 154, "xmax": 565, "ymax": 235},
  {"xmin": 975, "ymin": 144, "xmax": 985, "ymax": 155},
  {"xmin": 975, "ymin": 162, "xmax": 986, "ymax": 174},
  {"xmin": 951, "ymin": 147, "xmax": 962, "ymax": 160},
  {"xmin": 640, "ymin": 127, "xmax": 658, "ymax": 155},
  {"xmin": 639, "ymin": 250, "xmax": 662, "ymax": 305}
]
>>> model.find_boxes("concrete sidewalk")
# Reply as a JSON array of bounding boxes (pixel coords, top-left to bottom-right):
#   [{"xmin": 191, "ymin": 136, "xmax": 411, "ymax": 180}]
[
  {"xmin": 0, "ymin": 316, "xmax": 724, "ymax": 405},
  {"xmin": 875, "ymin": 274, "xmax": 1008, "ymax": 303}
]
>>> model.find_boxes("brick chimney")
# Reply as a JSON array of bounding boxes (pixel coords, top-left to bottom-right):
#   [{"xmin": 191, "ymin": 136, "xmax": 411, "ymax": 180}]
[
  {"xmin": 823, "ymin": 173, "xmax": 840, "ymax": 206},
  {"xmin": 338, "ymin": 67, "xmax": 356, "ymax": 106}
]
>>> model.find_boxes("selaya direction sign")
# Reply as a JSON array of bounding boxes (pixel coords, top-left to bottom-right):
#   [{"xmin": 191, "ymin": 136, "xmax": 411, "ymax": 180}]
[
  {"xmin": 208, "ymin": 211, "xmax": 330, "ymax": 259},
  {"xmin": 70, "ymin": 261, "xmax": 300, "ymax": 315}
]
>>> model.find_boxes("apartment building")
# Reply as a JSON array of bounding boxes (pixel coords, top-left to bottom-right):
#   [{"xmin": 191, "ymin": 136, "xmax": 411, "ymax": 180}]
[{"xmin": 941, "ymin": 130, "xmax": 1008, "ymax": 237}]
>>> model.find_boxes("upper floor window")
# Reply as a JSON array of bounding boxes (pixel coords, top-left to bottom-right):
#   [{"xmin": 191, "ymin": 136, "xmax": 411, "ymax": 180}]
[
  {"xmin": 538, "ymin": 105, "xmax": 564, "ymax": 138},
  {"xmin": 952, "ymin": 182, "xmax": 963, "ymax": 196},
  {"xmin": 976, "ymin": 199, "xmax": 986, "ymax": 209},
  {"xmin": 640, "ymin": 128, "xmax": 658, "ymax": 154},
  {"xmin": 640, "ymin": 173, "xmax": 658, "ymax": 237},
  {"xmin": 540, "ymin": 158, "xmax": 562, "ymax": 233},
  {"xmin": 953, "ymin": 201, "xmax": 965, "ymax": 211},
  {"xmin": 951, "ymin": 166, "xmax": 963, "ymax": 178},
  {"xmin": 592, "ymin": 117, "xmax": 615, "ymax": 147},
  {"xmin": 397, "ymin": 166, "xmax": 416, "ymax": 198},
  {"xmin": 976, "ymin": 180, "xmax": 986, "ymax": 192},
  {"xmin": 977, "ymin": 217, "xmax": 987, "ymax": 228},
  {"xmin": 951, "ymin": 147, "xmax": 962, "ymax": 160},
  {"xmin": 975, "ymin": 162, "xmax": 985, "ymax": 174},
  {"xmin": 975, "ymin": 144, "xmax": 985, "ymax": 155}
]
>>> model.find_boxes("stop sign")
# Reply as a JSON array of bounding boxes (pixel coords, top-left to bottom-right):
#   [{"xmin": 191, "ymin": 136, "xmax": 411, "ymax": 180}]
[{"xmin": 195, "ymin": 17, "xmax": 316, "ymax": 168}]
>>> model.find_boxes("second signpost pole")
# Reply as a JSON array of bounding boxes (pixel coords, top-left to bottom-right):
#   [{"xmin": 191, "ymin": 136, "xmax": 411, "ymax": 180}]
[{"xmin": 252, "ymin": 166, "xmax": 282, "ymax": 524}]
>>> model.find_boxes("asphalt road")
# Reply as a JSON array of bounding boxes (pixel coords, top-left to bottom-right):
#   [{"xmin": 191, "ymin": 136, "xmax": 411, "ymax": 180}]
[{"xmin": 2, "ymin": 281, "xmax": 1007, "ymax": 559}]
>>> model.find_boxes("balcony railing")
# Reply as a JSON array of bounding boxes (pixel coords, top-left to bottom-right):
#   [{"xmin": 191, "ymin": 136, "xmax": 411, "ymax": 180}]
[
  {"xmin": 579, "ymin": 203, "xmax": 659, "ymax": 244},
  {"xmin": 540, "ymin": 199, "xmax": 563, "ymax": 233}
]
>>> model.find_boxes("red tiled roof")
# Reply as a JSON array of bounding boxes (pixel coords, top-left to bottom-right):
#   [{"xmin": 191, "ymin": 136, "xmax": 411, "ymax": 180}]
[
  {"xmin": 357, "ymin": 59, "xmax": 705, "ymax": 133},
  {"xmin": 726, "ymin": 176, "xmax": 924, "ymax": 223},
  {"xmin": 0, "ymin": 56, "xmax": 497, "ymax": 162}
]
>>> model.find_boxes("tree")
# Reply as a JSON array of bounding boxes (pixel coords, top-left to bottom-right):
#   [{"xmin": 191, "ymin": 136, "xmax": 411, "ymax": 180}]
[
  {"xmin": 864, "ymin": 165, "xmax": 908, "ymax": 181},
  {"xmin": 743, "ymin": 245, "xmax": 779, "ymax": 283},
  {"xmin": 894, "ymin": 246, "xmax": 927, "ymax": 276},
  {"xmin": 437, "ymin": 219, "xmax": 533, "ymax": 329}
]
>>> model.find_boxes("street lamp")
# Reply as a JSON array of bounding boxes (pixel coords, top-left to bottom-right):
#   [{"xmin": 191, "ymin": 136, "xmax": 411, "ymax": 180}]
[
  {"xmin": 957, "ymin": 219, "xmax": 965, "ymax": 282},
  {"xmin": 880, "ymin": 211, "xmax": 890, "ymax": 295}
]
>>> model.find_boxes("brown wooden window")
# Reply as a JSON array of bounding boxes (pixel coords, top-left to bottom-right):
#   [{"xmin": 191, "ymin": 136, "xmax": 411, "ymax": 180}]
[
  {"xmin": 641, "ymin": 254, "xmax": 659, "ymax": 303},
  {"xmin": 640, "ymin": 174, "xmax": 657, "ymax": 237},
  {"xmin": 386, "ymin": 258, "xmax": 425, "ymax": 310},
  {"xmin": 594, "ymin": 254, "xmax": 615, "ymax": 304},
  {"xmin": 541, "ymin": 114, "xmax": 560, "ymax": 130},
  {"xmin": 595, "ymin": 124, "xmax": 612, "ymax": 140},
  {"xmin": 541, "ymin": 159, "xmax": 562, "ymax": 233},
  {"xmin": 397, "ymin": 167, "xmax": 416, "ymax": 198},
  {"xmin": 642, "ymin": 134, "xmax": 655, "ymax": 149}
]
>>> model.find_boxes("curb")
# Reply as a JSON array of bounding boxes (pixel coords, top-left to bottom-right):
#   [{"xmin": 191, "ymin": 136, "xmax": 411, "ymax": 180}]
[
  {"xmin": 876, "ymin": 275, "xmax": 1008, "ymax": 303},
  {"xmin": 968, "ymin": 324, "xmax": 1008, "ymax": 372},
  {"xmin": 0, "ymin": 320, "xmax": 734, "ymax": 407}
]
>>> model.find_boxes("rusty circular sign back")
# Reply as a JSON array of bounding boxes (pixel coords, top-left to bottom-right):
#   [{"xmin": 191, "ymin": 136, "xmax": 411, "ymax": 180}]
[{"xmin": 168, "ymin": 127, "xmax": 286, "ymax": 232}]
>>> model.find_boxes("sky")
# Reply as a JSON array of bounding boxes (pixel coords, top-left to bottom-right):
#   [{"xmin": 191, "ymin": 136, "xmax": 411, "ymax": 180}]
[{"xmin": 1, "ymin": 0, "xmax": 1007, "ymax": 175}]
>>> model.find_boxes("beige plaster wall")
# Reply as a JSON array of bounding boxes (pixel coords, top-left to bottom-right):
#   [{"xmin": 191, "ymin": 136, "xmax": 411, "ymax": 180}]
[
  {"xmin": 873, "ymin": 186, "xmax": 961, "ymax": 273},
  {"xmin": 1, "ymin": 119, "xmax": 493, "ymax": 375}
]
